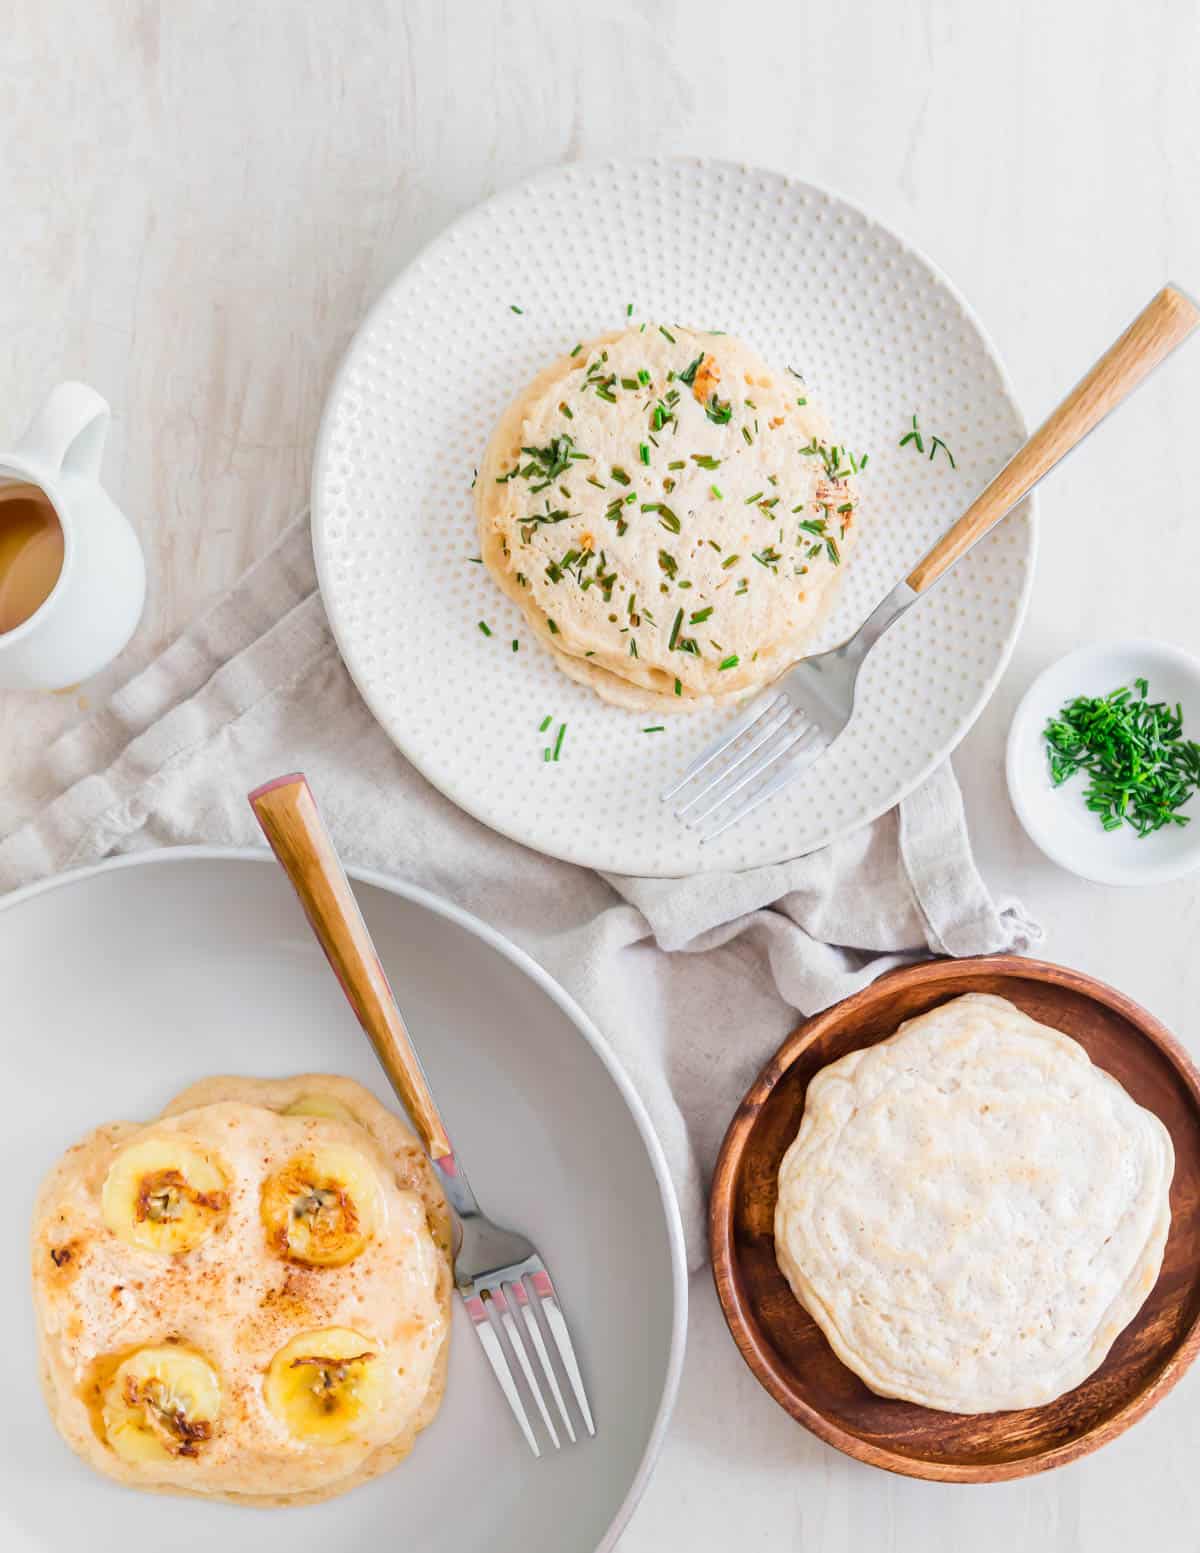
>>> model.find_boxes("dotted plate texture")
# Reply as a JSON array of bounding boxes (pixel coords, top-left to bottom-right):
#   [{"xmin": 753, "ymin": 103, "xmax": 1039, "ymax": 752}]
[{"xmin": 312, "ymin": 159, "xmax": 1035, "ymax": 877}]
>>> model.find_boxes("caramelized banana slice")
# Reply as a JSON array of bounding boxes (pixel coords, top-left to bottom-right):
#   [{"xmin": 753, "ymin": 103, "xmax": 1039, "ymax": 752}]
[
  {"xmin": 102, "ymin": 1346, "xmax": 221, "ymax": 1463},
  {"xmin": 101, "ymin": 1137, "xmax": 230, "ymax": 1254},
  {"xmin": 264, "ymin": 1327, "xmax": 386, "ymax": 1443},
  {"xmin": 260, "ymin": 1145, "xmax": 383, "ymax": 1267},
  {"xmin": 282, "ymin": 1094, "xmax": 356, "ymax": 1123}
]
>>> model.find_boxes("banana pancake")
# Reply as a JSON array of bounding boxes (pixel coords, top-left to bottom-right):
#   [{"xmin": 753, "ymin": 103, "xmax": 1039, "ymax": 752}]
[
  {"xmin": 31, "ymin": 1074, "xmax": 452, "ymax": 1505},
  {"xmin": 476, "ymin": 325, "xmax": 861, "ymax": 711}
]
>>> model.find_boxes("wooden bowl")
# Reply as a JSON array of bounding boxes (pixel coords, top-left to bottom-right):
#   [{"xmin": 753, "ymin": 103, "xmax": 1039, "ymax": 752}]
[{"xmin": 710, "ymin": 956, "xmax": 1200, "ymax": 1482}]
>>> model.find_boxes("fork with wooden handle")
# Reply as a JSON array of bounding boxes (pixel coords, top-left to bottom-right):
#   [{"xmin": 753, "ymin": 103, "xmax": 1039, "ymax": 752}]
[
  {"xmin": 249, "ymin": 773, "xmax": 596, "ymax": 1457},
  {"xmin": 664, "ymin": 285, "xmax": 1200, "ymax": 841}
]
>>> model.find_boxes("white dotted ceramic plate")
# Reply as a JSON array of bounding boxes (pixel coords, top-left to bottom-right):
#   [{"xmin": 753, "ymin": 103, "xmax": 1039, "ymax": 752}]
[{"xmin": 313, "ymin": 158, "xmax": 1035, "ymax": 877}]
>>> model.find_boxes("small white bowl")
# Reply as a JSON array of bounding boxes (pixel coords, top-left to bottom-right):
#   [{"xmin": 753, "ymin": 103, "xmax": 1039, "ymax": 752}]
[{"xmin": 1007, "ymin": 638, "xmax": 1200, "ymax": 887}]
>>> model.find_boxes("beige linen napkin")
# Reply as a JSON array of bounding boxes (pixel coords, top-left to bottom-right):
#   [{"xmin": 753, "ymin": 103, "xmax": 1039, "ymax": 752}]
[{"xmin": 0, "ymin": 516, "xmax": 1040, "ymax": 1265}]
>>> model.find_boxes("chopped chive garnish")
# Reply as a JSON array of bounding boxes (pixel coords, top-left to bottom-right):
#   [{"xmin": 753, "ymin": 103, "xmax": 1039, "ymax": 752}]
[
  {"xmin": 741, "ymin": 425, "xmax": 753, "ymax": 446},
  {"xmin": 478, "ymin": 621, "xmax": 492, "ymax": 636},
  {"xmin": 547, "ymin": 619, "xmax": 559, "ymax": 634},
  {"xmin": 705, "ymin": 394, "xmax": 732, "ymax": 425},
  {"xmin": 668, "ymin": 459, "xmax": 686, "ymax": 470},
  {"xmin": 674, "ymin": 677, "xmax": 682, "ymax": 697},
  {"xmin": 512, "ymin": 639, "xmax": 519, "ymax": 651},
  {"xmin": 721, "ymin": 553, "xmax": 740, "ymax": 569},
  {"xmin": 690, "ymin": 606, "xmax": 714, "ymax": 623},
  {"xmin": 643, "ymin": 725, "xmax": 665, "ymax": 733},
  {"xmin": 639, "ymin": 443, "xmax": 651, "ymax": 465},
  {"xmin": 539, "ymin": 715, "xmax": 552, "ymax": 731},
  {"xmin": 611, "ymin": 466, "xmax": 631, "ymax": 486},
  {"xmin": 552, "ymin": 723, "xmax": 566, "ymax": 761},
  {"xmin": 569, "ymin": 342, "xmax": 582, "ymax": 356},
  {"xmin": 1043, "ymin": 680, "xmax": 1200, "ymax": 836},
  {"xmin": 678, "ymin": 354, "xmax": 703, "ymax": 386},
  {"xmin": 510, "ymin": 304, "xmax": 523, "ymax": 314},
  {"xmin": 900, "ymin": 412, "xmax": 954, "ymax": 467},
  {"xmin": 745, "ymin": 491, "xmax": 763, "ymax": 505},
  {"xmin": 468, "ymin": 555, "xmax": 482, "ymax": 563},
  {"xmin": 929, "ymin": 434, "xmax": 957, "ymax": 468},
  {"xmin": 899, "ymin": 412, "xmax": 925, "ymax": 454},
  {"xmin": 517, "ymin": 433, "xmax": 586, "ymax": 484},
  {"xmin": 626, "ymin": 302, "xmax": 633, "ymax": 316},
  {"xmin": 559, "ymin": 402, "xmax": 574, "ymax": 419},
  {"xmin": 710, "ymin": 484, "xmax": 723, "ymax": 499},
  {"xmin": 658, "ymin": 325, "xmax": 677, "ymax": 343},
  {"xmin": 668, "ymin": 609, "xmax": 683, "ymax": 650},
  {"xmin": 691, "ymin": 453, "xmax": 721, "ymax": 469},
  {"xmin": 718, "ymin": 655, "xmax": 740, "ymax": 671},
  {"xmin": 825, "ymin": 537, "xmax": 841, "ymax": 565}
]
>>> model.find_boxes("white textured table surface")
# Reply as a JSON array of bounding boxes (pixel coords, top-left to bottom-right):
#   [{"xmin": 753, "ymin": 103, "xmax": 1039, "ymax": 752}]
[{"xmin": 4, "ymin": 2, "xmax": 1200, "ymax": 1548}]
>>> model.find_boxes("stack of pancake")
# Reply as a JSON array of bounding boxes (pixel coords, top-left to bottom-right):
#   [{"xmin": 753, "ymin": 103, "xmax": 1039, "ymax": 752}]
[{"xmin": 477, "ymin": 325, "xmax": 860, "ymax": 712}]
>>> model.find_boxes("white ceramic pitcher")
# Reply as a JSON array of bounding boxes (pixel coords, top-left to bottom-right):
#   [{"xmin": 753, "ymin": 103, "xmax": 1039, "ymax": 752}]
[{"xmin": 0, "ymin": 382, "xmax": 144, "ymax": 690}]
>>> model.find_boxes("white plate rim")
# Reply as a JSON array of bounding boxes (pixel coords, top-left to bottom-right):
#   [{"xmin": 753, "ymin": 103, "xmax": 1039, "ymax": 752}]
[
  {"xmin": 311, "ymin": 154, "xmax": 1038, "ymax": 877},
  {"xmin": 1006, "ymin": 636, "xmax": 1200, "ymax": 888},
  {"xmin": 0, "ymin": 844, "xmax": 688, "ymax": 1552}
]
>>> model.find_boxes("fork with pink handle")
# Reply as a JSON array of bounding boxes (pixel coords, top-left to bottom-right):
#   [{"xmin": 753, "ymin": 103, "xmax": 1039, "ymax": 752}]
[{"xmin": 249, "ymin": 773, "xmax": 595, "ymax": 1457}]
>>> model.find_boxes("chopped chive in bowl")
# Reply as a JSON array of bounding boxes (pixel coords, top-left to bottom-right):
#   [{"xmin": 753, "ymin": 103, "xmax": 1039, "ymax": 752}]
[{"xmin": 1043, "ymin": 678, "xmax": 1200, "ymax": 837}]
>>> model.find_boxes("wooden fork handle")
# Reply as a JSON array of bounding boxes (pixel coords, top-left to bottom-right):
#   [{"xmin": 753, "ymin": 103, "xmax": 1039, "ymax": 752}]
[
  {"xmin": 248, "ymin": 773, "xmax": 454, "ymax": 1160},
  {"xmin": 906, "ymin": 284, "xmax": 1200, "ymax": 592}
]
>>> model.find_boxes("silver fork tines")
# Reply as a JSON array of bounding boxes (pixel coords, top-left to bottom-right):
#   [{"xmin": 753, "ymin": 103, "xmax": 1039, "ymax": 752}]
[
  {"xmin": 661, "ymin": 691, "xmax": 785, "ymax": 804},
  {"xmin": 493, "ymin": 1285, "xmax": 560, "ymax": 1449},
  {"xmin": 673, "ymin": 697, "xmax": 795, "ymax": 817},
  {"xmin": 698, "ymin": 729, "xmax": 827, "ymax": 841},
  {"xmin": 535, "ymin": 1268, "xmax": 596, "ymax": 1436},
  {"xmin": 467, "ymin": 1286, "xmax": 542, "ymax": 1456},
  {"xmin": 512, "ymin": 1277, "xmax": 576, "ymax": 1443},
  {"xmin": 461, "ymin": 1255, "xmax": 595, "ymax": 1456},
  {"xmin": 661, "ymin": 583, "xmax": 919, "ymax": 840},
  {"xmin": 687, "ymin": 714, "xmax": 817, "ymax": 827}
]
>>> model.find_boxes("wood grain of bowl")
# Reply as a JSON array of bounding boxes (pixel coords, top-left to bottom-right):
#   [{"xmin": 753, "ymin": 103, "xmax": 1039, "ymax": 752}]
[{"xmin": 709, "ymin": 955, "xmax": 1200, "ymax": 1482}]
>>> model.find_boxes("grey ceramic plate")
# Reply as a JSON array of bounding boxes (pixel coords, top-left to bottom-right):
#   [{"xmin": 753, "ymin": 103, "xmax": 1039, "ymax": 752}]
[{"xmin": 1, "ymin": 850, "xmax": 686, "ymax": 1553}]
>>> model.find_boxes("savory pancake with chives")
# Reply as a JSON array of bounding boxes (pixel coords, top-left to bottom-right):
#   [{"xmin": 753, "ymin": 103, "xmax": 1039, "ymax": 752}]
[{"xmin": 476, "ymin": 325, "xmax": 862, "ymax": 711}]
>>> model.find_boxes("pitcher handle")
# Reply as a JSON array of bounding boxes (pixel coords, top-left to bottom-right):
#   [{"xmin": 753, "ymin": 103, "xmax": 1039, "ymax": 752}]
[{"xmin": 16, "ymin": 381, "xmax": 111, "ymax": 481}]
